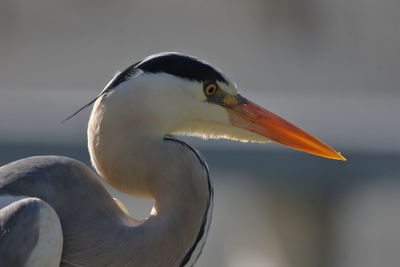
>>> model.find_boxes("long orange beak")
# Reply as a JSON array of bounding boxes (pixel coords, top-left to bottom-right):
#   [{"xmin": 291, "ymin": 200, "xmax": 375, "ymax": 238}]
[{"xmin": 223, "ymin": 94, "xmax": 346, "ymax": 161}]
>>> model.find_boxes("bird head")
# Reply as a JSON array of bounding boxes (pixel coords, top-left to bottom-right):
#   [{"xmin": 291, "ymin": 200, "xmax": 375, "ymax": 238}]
[{"xmin": 91, "ymin": 52, "xmax": 345, "ymax": 161}]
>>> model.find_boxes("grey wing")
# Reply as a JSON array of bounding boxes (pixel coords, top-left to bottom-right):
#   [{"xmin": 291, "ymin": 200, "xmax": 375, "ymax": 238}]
[
  {"xmin": 0, "ymin": 197, "xmax": 63, "ymax": 267},
  {"xmin": 0, "ymin": 156, "xmax": 125, "ymax": 266}
]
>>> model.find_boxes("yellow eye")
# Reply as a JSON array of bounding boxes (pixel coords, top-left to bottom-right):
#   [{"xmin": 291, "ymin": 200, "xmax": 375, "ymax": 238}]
[{"xmin": 203, "ymin": 82, "xmax": 218, "ymax": 97}]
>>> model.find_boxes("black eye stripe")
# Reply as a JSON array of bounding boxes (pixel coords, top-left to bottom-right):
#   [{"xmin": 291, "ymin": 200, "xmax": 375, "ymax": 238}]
[
  {"xmin": 102, "ymin": 53, "xmax": 230, "ymax": 96},
  {"xmin": 136, "ymin": 53, "xmax": 228, "ymax": 84}
]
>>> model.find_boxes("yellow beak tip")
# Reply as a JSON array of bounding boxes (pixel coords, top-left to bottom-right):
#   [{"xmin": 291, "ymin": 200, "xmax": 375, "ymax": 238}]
[{"xmin": 336, "ymin": 153, "xmax": 347, "ymax": 161}]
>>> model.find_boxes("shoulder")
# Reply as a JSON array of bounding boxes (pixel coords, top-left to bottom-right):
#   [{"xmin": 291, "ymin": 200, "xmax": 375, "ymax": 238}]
[
  {"xmin": 0, "ymin": 155, "xmax": 88, "ymax": 175},
  {"xmin": 0, "ymin": 156, "xmax": 90, "ymax": 187},
  {"xmin": 0, "ymin": 156, "xmax": 99, "ymax": 201}
]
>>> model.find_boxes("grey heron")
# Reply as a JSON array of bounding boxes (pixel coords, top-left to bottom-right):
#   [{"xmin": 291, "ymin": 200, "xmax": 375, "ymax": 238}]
[{"xmin": 0, "ymin": 52, "xmax": 345, "ymax": 267}]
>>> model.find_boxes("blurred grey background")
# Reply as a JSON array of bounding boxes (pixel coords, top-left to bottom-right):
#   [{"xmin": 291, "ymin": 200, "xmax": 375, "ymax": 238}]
[{"xmin": 0, "ymin": 1, "xmax": 399, "ymax": 266}]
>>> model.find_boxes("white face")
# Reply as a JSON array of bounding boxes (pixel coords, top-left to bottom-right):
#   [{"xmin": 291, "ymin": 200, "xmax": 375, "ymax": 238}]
[
  {"xmin": 100, "ymin": 71, "xmax": 267, "ymax": 143},
  {"xmin": 121, "ymin": 72, "xmax": 271, "ymax": 143}
]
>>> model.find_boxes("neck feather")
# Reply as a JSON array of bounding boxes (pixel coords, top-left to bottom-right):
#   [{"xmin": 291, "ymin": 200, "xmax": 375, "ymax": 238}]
[{"xmin": 87, "ymin": 97, "xmax": 213, "ymax": 266}]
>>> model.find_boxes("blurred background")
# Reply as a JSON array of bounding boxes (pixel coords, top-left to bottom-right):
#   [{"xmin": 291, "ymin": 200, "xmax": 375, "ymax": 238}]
[{"xmin": 0, "ymin": 0, "xmax": 399, "ymax": 266}]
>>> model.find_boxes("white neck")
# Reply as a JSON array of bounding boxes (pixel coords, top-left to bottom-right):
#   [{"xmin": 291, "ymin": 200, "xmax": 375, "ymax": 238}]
[{"xmin": 87, "ymin": 89, "xmax": 212, "ymax": 266}]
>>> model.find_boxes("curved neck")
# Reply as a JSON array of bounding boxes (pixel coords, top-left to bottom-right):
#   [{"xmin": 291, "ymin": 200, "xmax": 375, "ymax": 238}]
[{"xmin": 87, "ymin": 99, "xmax": 213, "ymax": 266}]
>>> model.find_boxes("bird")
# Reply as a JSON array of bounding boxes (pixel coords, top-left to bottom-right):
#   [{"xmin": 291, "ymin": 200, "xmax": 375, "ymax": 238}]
[{"xmin": 0, "ymin": 52, "xmax": 345, "ymax": 267}]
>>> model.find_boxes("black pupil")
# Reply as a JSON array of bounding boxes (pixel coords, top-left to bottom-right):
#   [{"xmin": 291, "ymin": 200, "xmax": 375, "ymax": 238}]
[{"xmin": 208, "ymin": 85, "xmax": 215, "ymax": 94}]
